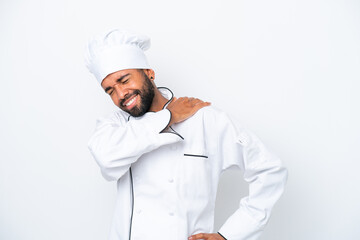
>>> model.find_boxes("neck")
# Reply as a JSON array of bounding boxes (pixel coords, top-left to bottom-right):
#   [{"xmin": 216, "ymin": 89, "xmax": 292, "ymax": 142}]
[{"xmin": 149, "ymin": 88, "xmax": 169, "ymax": 112}]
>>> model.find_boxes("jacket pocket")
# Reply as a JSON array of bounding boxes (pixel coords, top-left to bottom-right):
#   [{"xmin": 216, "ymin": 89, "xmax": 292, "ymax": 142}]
[
  {"xmin": 183, "ymin": 153, "xmax": 208, "ymax": 158},
  {"xmin": 177, "ymin": 153, "xmax": 212, "ymax": 202}
]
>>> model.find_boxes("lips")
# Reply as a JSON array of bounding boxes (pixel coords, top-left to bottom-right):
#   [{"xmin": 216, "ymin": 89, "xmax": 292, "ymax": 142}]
[{"xmin": 122, "ymin": 94, "xmax": 138, "ymax": 110}]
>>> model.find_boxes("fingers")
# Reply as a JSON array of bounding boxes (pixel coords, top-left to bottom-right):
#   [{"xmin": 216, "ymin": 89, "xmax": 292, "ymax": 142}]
[
  {"xmin": 193, "ymin": 100, "xmax": 211, "ymax": 110},
  {"xmin": 183, "ymin": 97, "xmax": 210, "ymax": 106},
  {"xmin": 186, "ymin": 98, "xmax": 211, "ymax": 114},
  {"xmin": 166, "ymin": 96, "xmax": 211, "ymax": 125},
  {"xmin": 169, "ymin": 97, "xmax": 177, "ymax": 104},
  {"xmin": 189, "ymin": 233, "xmax": 209, "ymax": 240},
  {"xmin": 196, "ymin": 100, "xmax": 211, "ymax": 107},
  {"xmin": 170, "ymin": 96, "xmax": 210, "ymax": 107},
  {"xmin": 189, "ymin": 233, "xmax": 224, "ymax": 240},
  {"xmin": 191, "ymin": 98, "xmax": 204, "ymax": 106}
]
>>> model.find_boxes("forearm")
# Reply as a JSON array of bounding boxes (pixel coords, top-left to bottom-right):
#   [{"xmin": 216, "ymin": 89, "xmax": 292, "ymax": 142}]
[
  {"xmin": 218, "ymin": 159, "xmax": 287, "ymax": 239},
  {"xmin": 216, "ymin": 112, "xmax": 288, "ymax": 239},
  {"xmin": 88, "ymin": 109, "xmax": 182, "ymax": 181}
]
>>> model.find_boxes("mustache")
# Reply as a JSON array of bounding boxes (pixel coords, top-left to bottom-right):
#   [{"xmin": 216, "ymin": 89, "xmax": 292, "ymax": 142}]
[{"xmin": 120, "ymin": 90, "xmax": 141, "ymax": 107}]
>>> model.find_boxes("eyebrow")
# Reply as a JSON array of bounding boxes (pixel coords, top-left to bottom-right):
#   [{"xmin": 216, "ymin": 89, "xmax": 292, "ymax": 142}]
[{"xmin": 104, "ymin": 73, "xmax": 131, "ymax": 93}]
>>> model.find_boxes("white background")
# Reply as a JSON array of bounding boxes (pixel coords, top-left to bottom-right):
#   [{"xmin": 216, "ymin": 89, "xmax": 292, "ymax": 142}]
[{"xmin": 1, "ymin": 0, "xmax": 359, "ymax": 239}]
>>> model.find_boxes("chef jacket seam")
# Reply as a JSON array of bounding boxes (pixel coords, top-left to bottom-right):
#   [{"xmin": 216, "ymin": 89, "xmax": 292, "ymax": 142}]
[
  {"xmin": 161, "ymin": 131, "xmax": 185, "ymax": 140},
  {"xmin": 217, "ymin": 231, "xmax": 227, "ymax": 240},
  {"xmin": 169, "ymin": 126, "xmax": 184, "ymax": 140},
  {"xmin": 158, "ymin": 86, "xmax": 174, "ymax": 109},
  {"xmin": 160, "ymin": 109, "xmax": 172, "ymax": 133},
  {"xmin": 159, "ymin": 110, "xmax": 184, "ymax": 139}
]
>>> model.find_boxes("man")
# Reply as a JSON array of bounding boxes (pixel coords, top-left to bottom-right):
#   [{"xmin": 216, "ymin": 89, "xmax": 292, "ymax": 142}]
[{"xmin": 85, "ymin": 29, "xmax": 287, "ymax": 240}]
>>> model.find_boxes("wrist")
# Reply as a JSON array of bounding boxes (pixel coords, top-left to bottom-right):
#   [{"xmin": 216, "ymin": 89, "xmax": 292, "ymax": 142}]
[{"xmin": 166, "ymin": 108, "xmax": 176, "ymax": 126}]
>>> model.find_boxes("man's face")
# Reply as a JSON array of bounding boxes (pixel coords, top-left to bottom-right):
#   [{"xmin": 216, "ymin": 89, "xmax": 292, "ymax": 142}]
[{"xmin": 101, "ymin": 69, "xmax": 155, "ymax": 117}]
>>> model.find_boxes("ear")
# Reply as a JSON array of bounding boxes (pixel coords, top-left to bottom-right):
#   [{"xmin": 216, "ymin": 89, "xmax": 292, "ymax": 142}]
[{"xmin": 143, "ymin": 69, "xmax": 155, "ymax": 81}]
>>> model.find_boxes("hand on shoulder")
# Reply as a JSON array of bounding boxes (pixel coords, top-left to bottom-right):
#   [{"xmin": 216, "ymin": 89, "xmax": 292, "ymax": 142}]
[{"xmin": 166, "ymin": 97, "xmax": 211, "ymax": 126}]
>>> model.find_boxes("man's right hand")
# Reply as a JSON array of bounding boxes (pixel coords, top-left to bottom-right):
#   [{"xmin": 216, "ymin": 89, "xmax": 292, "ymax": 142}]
[{"xmin": 166, "ymin": 97, "xmax": 211, "ymax": 127}]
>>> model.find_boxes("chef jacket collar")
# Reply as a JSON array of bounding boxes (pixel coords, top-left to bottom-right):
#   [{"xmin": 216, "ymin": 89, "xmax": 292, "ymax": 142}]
[{"xmin": 158, "ymin": 87, "xmax": 174, "ymax": 109}]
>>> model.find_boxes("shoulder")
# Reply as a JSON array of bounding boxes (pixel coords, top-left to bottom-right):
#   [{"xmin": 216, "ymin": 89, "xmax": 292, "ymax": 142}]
[
  {"xmin": 179, "ymin": 106, "xmax": 237, "ymax": 135},
  {"xmin": 191, "ymin": 105, "xmax": 222, "ymax": 118},
  {"xmin": 192, "ymin": 105, "xmax": 233, "ymax": 125},
  {"xmin": 194, "ymin": 105, "xmax": 249, "ymax": 136}
]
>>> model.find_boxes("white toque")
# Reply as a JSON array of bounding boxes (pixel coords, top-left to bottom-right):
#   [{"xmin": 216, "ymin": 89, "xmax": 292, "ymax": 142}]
[{"xmin": 85, "ymin": 29, "xmax": 151, "ymax": 84}]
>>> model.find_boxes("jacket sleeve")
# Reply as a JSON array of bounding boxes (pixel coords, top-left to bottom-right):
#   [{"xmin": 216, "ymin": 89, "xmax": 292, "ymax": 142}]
[
  {"xmin": 88, "ymin": 109, "xmax": 182, "ymax": 181},
  {"xmin": 216, "ymin": 112, "xmax": 288, "ymax": 240}
]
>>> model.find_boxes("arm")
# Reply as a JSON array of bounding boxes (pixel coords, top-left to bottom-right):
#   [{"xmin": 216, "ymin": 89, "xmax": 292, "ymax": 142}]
[
  {"xmin": 88, "ymin": 97, "xmax": 210, "ymax": 181},
  {"xmin": 217, "ymin": 113, "xmax": 288, "ymax": 240},
  {"xmin": 88, "ymin": 109, "xmax": 181, "ymax": 181}
]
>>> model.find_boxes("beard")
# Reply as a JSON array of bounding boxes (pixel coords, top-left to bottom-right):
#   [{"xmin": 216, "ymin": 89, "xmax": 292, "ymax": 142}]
[{"xmin": 119, "ymin": 73, "xmax": 155, "ymax": 117}]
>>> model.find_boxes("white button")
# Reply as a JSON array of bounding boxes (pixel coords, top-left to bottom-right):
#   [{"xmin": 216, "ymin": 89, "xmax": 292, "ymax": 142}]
[
  {"xmin": 169, "ymin": 212, "xmax": 174, "ymax": 216},
  {"xmin": 136, "ymin": 209, "xmax": 142, "ymax": 214},
  {"xmin": 170, "ymin": 145, "xmax": 177, "ymax": 151},
  {"xmin": 168, "ymin": 178, "xmax": 174, "ymax": 183}
]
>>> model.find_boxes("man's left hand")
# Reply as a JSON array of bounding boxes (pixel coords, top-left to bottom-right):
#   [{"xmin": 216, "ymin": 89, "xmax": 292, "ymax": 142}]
[{"xmin": 188, "ymin": 233, "xmax": 225, "ymax": 240}]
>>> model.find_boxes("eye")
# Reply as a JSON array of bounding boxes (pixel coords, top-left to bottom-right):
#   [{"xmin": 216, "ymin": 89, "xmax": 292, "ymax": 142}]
[
  {"xmin": 122, "ymin": 79, "xmax": 129, "ymax": 84},
  {"xmin": 106, "ymin": 89, "xmax": 113, "ymax": 95}
]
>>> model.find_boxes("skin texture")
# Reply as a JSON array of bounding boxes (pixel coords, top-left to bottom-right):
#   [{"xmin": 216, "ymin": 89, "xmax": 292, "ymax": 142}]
[
  {"xmin": 166, "ymin": 96, "xmax": 210, "ymax": 125},
  {"xmin": 101, "ymin": 69, "xmax": 157, "ymax": 116},
  {"xmin": 101, "ymin": 68, "xmax": 211, "ymax": 125},
  {"xmin": 188, "ymin": 233, "xmax": 225, "ymax": 240}
]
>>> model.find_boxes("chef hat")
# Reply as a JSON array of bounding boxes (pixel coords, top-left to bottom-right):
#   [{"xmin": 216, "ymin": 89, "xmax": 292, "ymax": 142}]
[{"xmin": 85, "ymin": 29, "xmax": 151, "ymax": 84}]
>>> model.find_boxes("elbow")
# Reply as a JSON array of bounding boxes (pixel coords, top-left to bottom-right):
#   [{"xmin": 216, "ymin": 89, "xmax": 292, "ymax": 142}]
[
  {"xmin": 269, "ymin": 161, "xmax": 288, "ymax": 200},
  {"xmin": 88, "ymin": 141, "xmax": 128, "ymax": 182},
  {"xmin": 96, "ymin": 155, "xmax": 129, "ymax": 181},
  {"xmin": 282, "ymin": 165, "xmax": 288, "ymax": 183},
  {"xmin": 100, "ymin": 168, "xmax": 122, "ymax": 181},
  {"xmin": 269, "ymin": 160, "xmax": 288, "ymax": 191},
  {"xmin": 277, "ymin": 161, "xmax": 288, "ymax": 187},
  {"xmin": 100, "ymin": 158, "xmax": 130, "ymax": 181}
]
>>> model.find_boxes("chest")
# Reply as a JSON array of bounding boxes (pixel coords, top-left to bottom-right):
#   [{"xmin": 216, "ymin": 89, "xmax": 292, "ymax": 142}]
[{"xmin": 130, "ymin": 119, "xmax": 221, "ymax": 200}]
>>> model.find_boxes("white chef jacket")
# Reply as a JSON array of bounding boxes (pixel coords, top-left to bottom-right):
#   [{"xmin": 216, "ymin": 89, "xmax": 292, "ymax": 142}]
[{"xmin": 88, "ymin": 87, "xmax": 287, "ymax": 240}]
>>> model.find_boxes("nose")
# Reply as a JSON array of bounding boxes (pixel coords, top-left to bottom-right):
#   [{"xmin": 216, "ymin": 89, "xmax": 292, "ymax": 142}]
[{"xmin": 113, "ymin": 83, "xmax": 128, "ymax": 100}]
